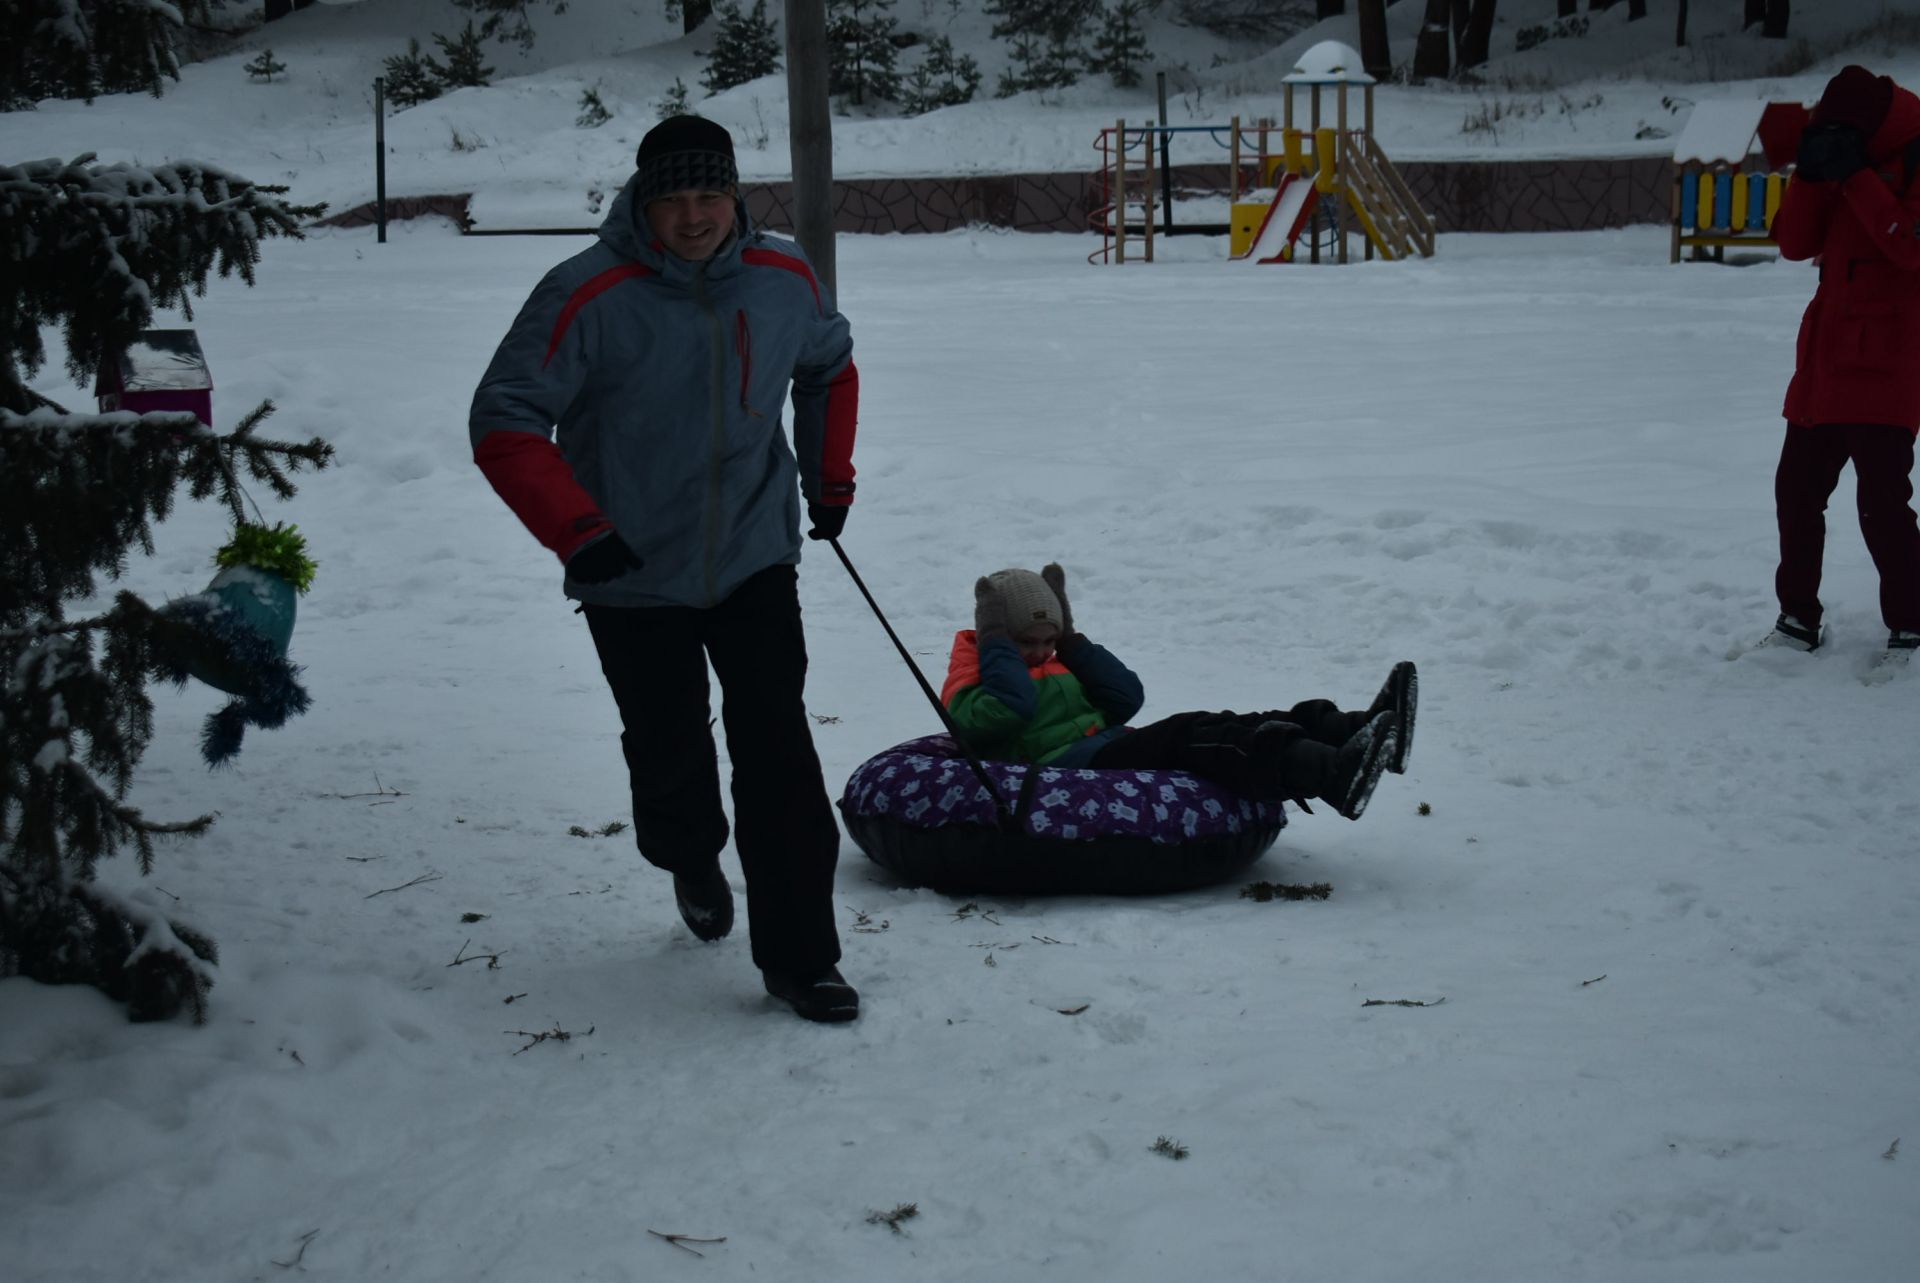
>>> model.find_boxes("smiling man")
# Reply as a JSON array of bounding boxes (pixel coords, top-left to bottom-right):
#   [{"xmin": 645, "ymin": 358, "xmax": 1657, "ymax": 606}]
[{"xmin": 469, "ymin": 115, "xmax": 862, "ymax": 1023}]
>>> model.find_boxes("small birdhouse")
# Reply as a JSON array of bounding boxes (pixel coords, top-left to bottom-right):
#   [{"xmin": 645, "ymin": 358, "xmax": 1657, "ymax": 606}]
[{"xmin": 95, "ymin": 328, "xmax": 214, "ymax": 425}]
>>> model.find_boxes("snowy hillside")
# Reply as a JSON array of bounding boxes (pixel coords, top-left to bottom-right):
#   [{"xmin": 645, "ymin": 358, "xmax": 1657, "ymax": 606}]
[
  {"xmin": 6, "ymin": 2, "xmax": 1920, "ymax": 1280},
  {"xmin": 4, "ymin": 0, "xmax": 1920, "ymax": 219}
]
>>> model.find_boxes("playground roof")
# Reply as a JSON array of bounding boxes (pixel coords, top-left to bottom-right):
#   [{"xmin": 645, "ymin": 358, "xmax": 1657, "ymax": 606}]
[{"xmin": 1283, "ymin": 40, "xmax": 1375, "ymax": 87}]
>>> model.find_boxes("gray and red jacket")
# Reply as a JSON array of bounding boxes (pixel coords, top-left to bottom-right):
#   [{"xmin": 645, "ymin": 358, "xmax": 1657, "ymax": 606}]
[{"xmin": 469, "ymin": 174, "xmax": 857, "ymax": 607}]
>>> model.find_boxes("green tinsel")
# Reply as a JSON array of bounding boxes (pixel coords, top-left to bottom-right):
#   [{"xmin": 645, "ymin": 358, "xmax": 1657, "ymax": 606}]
[{"xmin": 213, "ymin": 522, "xmax": 318, "ymax": 594}]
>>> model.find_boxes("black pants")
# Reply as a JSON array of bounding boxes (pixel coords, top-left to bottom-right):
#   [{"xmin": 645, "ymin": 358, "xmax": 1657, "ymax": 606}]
[
  {"xmin": 582, "ymin": 564, "xmax": 840, "ymax": 977},
  {"xmin": 1088, "ymin": 701, "xmax": 1361, "ymax": 801},
  {"xmin": 1774, "ymin": 423, "xmax": 1920, "ymax": 634}
]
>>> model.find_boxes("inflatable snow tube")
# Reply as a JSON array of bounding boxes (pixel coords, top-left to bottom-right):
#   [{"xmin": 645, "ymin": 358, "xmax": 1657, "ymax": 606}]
[{"xmin": 838, "ymin": 735, "xmax": 1286, "ymax": 895}]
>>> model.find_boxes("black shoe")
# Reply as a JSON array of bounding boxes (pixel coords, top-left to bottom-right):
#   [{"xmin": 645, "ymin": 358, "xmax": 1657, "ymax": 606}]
[
  {"xmin": 1324, "ymin": 711, "xmax": 1398, "ymax": 821},
  {"xmin": 1769, "ymin": 613, "xmax": 1825, "ymax": 652},
  {"xmin": 673, "ymin": 867, "xmax": 733, "ymax": 942},
  {"xmin": 763, "ymin": 966, "xmax": 860, "ymax": 1023},
  {"xmin": 1366, "ymin": 660, "xmax": 1417, "ymax": 774}
]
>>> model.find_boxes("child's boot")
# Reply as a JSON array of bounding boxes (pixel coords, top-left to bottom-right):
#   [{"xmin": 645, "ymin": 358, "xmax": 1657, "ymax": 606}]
[
  {"xmin": 1365, "ymin": 661, "xmax": 1417, "ymax": 774},
  {"xmin": 1266, "ymin": 712, "xmax": 1397, "ymax": 820}
]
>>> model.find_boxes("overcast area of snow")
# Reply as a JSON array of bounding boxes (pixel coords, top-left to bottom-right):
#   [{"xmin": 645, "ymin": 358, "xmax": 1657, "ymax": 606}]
[{"xmin": 5, "ymin": 1, "xmax": 1920, "ymax": 1280}]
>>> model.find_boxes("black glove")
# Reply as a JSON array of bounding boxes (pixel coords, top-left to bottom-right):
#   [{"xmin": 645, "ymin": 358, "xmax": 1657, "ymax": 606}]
[
  {"xmin": 1795, "ymin": 123, "xmax": 1868, "ymax": 183},
  {"xmin": 806, "ymin": 502, "xmax": 848, "ymax": 542},
  {"xmin": 567, "ymin": 532, "xmax": 642, "ymax": 584}
]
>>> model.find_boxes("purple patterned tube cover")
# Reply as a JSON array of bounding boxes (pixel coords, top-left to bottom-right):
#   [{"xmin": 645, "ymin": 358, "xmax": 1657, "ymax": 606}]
[{"xmin": 840, "ymin": 735, "xmax": 1285, "ymax": 845}]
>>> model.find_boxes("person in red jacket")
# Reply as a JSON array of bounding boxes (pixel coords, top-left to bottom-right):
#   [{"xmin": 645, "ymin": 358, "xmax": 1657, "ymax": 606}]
[{"xmin": 1767, "ymin": 65, "xmax": 1920, "ymax": 658}]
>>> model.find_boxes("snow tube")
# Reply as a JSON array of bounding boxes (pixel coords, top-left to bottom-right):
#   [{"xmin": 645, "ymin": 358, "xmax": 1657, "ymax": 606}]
[{"xmin": 838, "ymin": 735, "xmax": 1286, "ymax": 895}]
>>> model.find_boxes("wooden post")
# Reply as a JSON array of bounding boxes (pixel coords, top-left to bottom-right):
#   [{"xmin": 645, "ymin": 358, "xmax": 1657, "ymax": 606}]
[
  {"xmin": 373, "ymin": 77, "xmax": 387, "ymax": 245},
  {"xmin": 1339, "ymin": 81, "xmax": 1356, "ymax": 263},
  {"xmin": 1115, "ymin": 120, "xmax": 1127, "ymax": 265},
  {"xmin": 784, "ymin": 0, "xmax": 836, "ymax": 298},
  {"xmin": 1230, "ymin": 114, "xmax": 1241, "ymax": 204},
  {"xmin": 1311, "ymin": 86, "xmax": 1323, "ymax": 264},
  {"xmin": 1143, "ymin": 125, "xmax": 1157, "ymax": 263}
]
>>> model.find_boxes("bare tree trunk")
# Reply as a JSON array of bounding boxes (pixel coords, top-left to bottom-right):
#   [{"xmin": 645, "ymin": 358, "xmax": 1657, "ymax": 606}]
[
  {"xmin": 1589, "ymin": 0, "xmax": 1617, "ymax": 11},
  {"xmin": 1452, "ymin": 0, "xmax": 1470, "ymax": 50},
  {"xmin": 1744, "ymin": 0, "xmax": 1765, "ymax": 28},
  {"xmin": 1458, "ymin": 0, "xmax": 1497, "ymax": 69},
  {"xmin": 1628, "ymin": 0, "xmax": 1647, "ymax": 18},
  {"xmin": 1762, "ymin": 0, "xmax": 1789, "ymax": 38},
  {"xmin": 1558, "ymin": 0, "xmax": 1577, "ymax": 15},
  {"xmin": 1358, "ymin": 0, "xmax": 1392, "ymax": 80},
  {"xmin": 1414, "ymin": 0, "xmax": 1452, "ymax": 79},
  {"xmin": 1318, "ymin": 0, "xmax": 1346, "ymax": 17},
  {"xmin": 783, "ymin": 0, "xmax": 835, "ymax": 298},
  {"xmin": 682, "ymin": 0, "xmax": 712, "ymax": 34},
  {"xmin": 1677, "ymin": 0, "xmax": 1689, "ymax": 45}
]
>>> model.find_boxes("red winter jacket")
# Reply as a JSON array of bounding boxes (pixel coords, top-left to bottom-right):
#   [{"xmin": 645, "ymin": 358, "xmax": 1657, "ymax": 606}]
[{"xmin": 1777, "ymin": 83, "xmax": 1920, "ymax": 432}]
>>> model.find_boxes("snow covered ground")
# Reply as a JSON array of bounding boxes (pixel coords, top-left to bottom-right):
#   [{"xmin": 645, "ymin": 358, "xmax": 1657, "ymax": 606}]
[{"xmin": 5, "ymin": 217, "xmax": 1919, "ymax": 1280}]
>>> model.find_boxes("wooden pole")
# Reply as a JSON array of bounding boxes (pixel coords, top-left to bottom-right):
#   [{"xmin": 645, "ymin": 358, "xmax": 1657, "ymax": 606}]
[
  {"xmin": 784, "ymin": 0, "xmax": 835, "ymax": 298},
  {"xmin": 1115, "ymin": 120, "xmax": 1127, "ymax": 265},
  {"xmin": 1230, "ymin": 114, "xmax": 1241, "ymax": 204},
  {"xmin": 1144, "ymin": 126, "xmax": 1157, "ymax": 263},
  {"xmin": 373, "ymin": 77, "xmax": 387, "ymax": 245},
  {"xmin": 1339, "ymin": 81, "xmax": 1355, "ymax": 264}
]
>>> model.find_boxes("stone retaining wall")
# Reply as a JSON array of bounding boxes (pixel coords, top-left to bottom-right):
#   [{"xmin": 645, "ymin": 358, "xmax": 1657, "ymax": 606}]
[{"xmin": 317, "ymin": 155, "xmax": 1676, "ymax": 237}]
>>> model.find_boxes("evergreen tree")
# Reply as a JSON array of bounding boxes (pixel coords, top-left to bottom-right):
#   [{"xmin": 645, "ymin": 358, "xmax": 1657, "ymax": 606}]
[
  {"xmin": 2, "ymin": 0, "xmax": 228, "ymax": 108},
  {"xmin": 428, "ymin": 20, "xmax": 496, "ymax": 90},
  {"xmin": 899, "ymin": 35, "xmax": 981, "ymax": 117},
  {"xmin": 827, "ymin": 0, "xmax": 901, "ymax": 107},
  {"xmin": 243, "ymin": 49, "xmax": 289, "ymax": 84},
  {"xmin": 701, "ymin": 0, "xmax": 782, "ymax": 96},
  {"xmin": 985, "ymin": 0, "xmax": 1099, "ymax": 93},
  {"xmin": 577, "ymin": 85, "xmax": 612, "ymax": 127},
  {"xmin": 1090, "ymin": 1, "xmax": 1153, "ymax": 89},
  {"xmin": 381, "ymin": 39, "xmax": 443, "ymax": 108},
  {"xmin": 454, "ymin": 0, "xmax": 568, "ymax": 51},
  {"xmin": 657, "ymin": 76, "xmax": 693, "ymax": 118},
  {"xmin": 1, "ymin": 154, "xmax": 334, "ymax": 1022}
]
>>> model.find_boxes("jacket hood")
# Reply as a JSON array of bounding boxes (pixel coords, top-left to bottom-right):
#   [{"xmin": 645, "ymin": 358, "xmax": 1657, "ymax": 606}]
[
  {"xmin": 597, "ymin": 171, "xmax": 753, "ymax": 279},
  {"xmin": 1869, "ymin": 81, "xmax": 1920, "ymax": 163}
]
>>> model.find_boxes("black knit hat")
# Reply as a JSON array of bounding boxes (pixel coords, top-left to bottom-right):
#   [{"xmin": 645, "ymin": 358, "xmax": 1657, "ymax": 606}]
[{"xmin": 634, "ymin": 115, "xmax": 738, "ymax": 205}]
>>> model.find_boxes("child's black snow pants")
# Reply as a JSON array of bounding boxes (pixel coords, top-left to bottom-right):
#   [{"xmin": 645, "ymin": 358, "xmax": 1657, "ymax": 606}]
[
  {"xmin": 582, "ymin": 563, "xmax": 841, "ymax": 979},
  {"xmin": 1087, "ymin": 701, "xmax": 1363, "ymax": 802}
]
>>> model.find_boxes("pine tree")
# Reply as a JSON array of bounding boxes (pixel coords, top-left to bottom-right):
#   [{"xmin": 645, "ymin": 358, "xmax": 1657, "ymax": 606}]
[
  {"xmin": 701, "ymin": 0, "xmax": 782, "ymax": 95},
  {"xmin": 244, "ymin": 49, "xmax": 289, "ymax": 84},
  {"xmin": 0, "ymin": 155, "xmax": 334, "ymax": 1022},
  {"xmin": 657, "ymin": 76, "xmax": 693, "ymax": 118},
  {"xmin": 2, "ymin": 0, "xmax": 226, "ymax": 108},
  {"xmin": 577, "ymin": 86, "xmax": 612, "ymax": 127},
  {"xmin": 453, "ymin": 0, "xmax": 569, "ymax": 51},
  {"xmin": 985, "ymin": 0, "xmax": 1099, "ymax": 94},
  {"xmin": 1089, "ymin": 1, "xmax": 1152, "ymax": 89},
  {"xmin": 827, "ymin": 0, "xmax": 901, "ymax": 107},
  {"xmin": 428, "ymin": 21, "xmax": 496, "ymax": 91},
  {"xmin": 899, "ymin": 35, "xmax": 981, "ymax": 117},
  {"xmin": 381, "ymin": 39, "xmax": 443, "ymax": 109}
]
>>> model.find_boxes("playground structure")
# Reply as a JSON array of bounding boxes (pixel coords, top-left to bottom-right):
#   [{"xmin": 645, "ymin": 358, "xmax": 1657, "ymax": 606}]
[
  {"xmin": 1669, "ymin": 97, "xmax": 1807, "ymax": 264},
  {"xmin": 1090, "ymin": 41, "xmax": 1434, "ymax": 267}
]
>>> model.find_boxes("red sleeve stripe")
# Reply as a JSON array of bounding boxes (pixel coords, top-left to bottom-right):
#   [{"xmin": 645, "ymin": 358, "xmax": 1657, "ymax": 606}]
[
  {"xmin": 742, "ymin": 248, "xmax": 823, "ymax": 311},
  {"xmin": 819, "ymin": 360, "xmax": 858, "ymax": 503},
  {"xmin": 545, "ymin": 263, "xmax": 652, "ymax": 368},
  {"xmin": 474, "ymin": 432, "xmax": 611, "ymax": 559}
]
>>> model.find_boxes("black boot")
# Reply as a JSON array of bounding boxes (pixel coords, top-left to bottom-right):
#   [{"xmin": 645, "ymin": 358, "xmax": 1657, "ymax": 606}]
[
  {"xmin": 1316, "ymin": 710, "xmax": 1398, "ymax": 821},
  {"xmin": 1366, "ymin": 661, "xmax": 1417, "ymax": 774},
  {"xmin": 763, "ymin": 966, "xmax": 860, "ymax": 1023},
  {"xmin": 673, "ymin": 866, "xmax": 734, "ymax": 942}
]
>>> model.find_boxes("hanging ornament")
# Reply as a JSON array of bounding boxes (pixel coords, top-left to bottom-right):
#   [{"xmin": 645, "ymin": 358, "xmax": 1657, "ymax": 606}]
[{"xmin": 151, "ymin": 523, "xmax": 318, "ymax": 766}]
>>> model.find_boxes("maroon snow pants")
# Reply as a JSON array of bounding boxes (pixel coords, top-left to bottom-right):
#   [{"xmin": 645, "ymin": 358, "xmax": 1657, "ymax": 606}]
[{"xmin": 1774, "ymin": 422, "xmax": 1920, "ymax": 635}]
